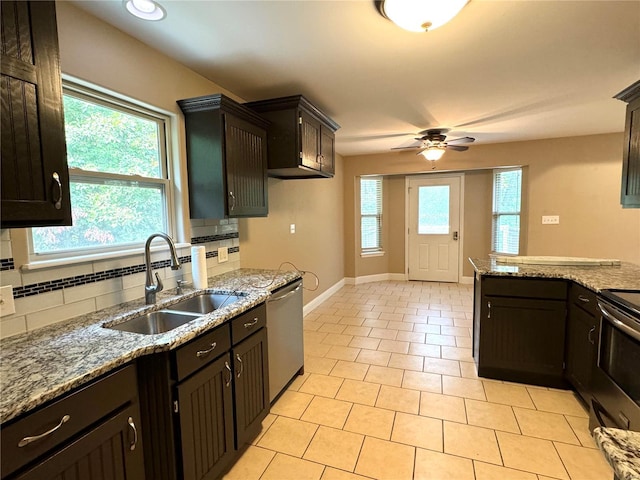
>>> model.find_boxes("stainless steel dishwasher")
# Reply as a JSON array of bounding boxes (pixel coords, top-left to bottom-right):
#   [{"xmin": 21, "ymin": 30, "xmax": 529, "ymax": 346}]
[{"xmin": 267, "ymin": 279, "xmax": 304, "ymax": 403}]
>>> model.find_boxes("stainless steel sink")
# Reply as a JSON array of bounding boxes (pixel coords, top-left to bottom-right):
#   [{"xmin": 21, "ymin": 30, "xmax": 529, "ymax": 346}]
[
  {"xmin": 107, "ymin": 310, "xmax": 201, "ymax": 335},
  {"xmin": 164, "ymin": 293, "xmax": 241, "ymax": 314}
]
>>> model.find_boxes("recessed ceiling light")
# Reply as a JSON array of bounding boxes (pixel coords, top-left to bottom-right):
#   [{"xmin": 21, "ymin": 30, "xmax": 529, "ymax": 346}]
[{"xmin": 124, "ymin": 0, "xmax": 166, "ymax": 21}]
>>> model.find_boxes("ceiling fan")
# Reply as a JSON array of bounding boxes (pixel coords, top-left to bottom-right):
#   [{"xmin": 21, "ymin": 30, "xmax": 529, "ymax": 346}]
[{"xmin": 393, "ymin": 128, "xmax": 475, "ymax": 162}]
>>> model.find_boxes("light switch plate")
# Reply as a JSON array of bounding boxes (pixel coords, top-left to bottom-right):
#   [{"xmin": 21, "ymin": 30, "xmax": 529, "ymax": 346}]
[
  {"xmin": 542, "ymin": 215, "xmax": 560, "ymax": 225},
  {"xmin": 217, "ymin": 247, "xmax": 228, "ymax": 263},
  {"xmin": 290, "ymin": 224, "xmax": 296, "ymax": 234},
  {"xmin": 0, "ymin": 285, "xmax": 15, "ymax": 317}
]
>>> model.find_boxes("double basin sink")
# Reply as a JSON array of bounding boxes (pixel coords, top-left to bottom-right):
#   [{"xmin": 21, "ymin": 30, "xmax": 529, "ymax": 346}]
[{"xmin": 106, "ymin": 293, "xmax": 241, "ymax": 335}]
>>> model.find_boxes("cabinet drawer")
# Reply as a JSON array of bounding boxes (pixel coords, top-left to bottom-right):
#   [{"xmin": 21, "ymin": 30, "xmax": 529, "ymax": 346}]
[
  {"xmin": 174, "ymin": 325, "xmax": 230, "ymax": 381},
  {"xmin": 482, "ymin": 276, "xmax": 568, "ymax": 300},
  {"xmin": 231, "ymin": 304, "xmax": 266, "ymax": 346},
  {"xmin": 569, "ymin": 283, "xmax": 597, "ymax": 316},
  {"xmin": 1, "ymin": 364, "xmax": 137, "ymax": 478}
]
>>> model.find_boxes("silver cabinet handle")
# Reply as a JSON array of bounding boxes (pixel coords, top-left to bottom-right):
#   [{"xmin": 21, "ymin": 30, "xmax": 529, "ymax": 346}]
[
  {"xmin": 127, "ymin": 417, "xmax": 138, "ymax": 451},
  {"xmin": 52, "ymin": 172, "xmax": 62, "ymax": 210},
  {"xmin": 235, "ymin": 353, "xmax": 243, "ymax": 378},
  {"xmin": 18, "ymin": 414, "xmax": 71, "ymax": 447},
  {"xmin": 229, "ymin": 191, "xmax": 236, "ymax": 211},
  {"xmin": 487, "ymin": 301, "xmax": 491, "ymax": 319},
  {"xmin": 588, "ymin": 326, "xmax": 596, "ymax": 345},
  {"xmin": 243, "ymin": 318, "xmax": 258, "ymax": 329},
  {"xmin": 196, "ymin": 342, "xmax": 217, "ymax": 358},
  {"xmin": 224, "ymin": 361, "xmax": 232, "ymax": 387},
  {"xmin": 578, "ymin": 295, "xmax": 590, "ymax": 303}
]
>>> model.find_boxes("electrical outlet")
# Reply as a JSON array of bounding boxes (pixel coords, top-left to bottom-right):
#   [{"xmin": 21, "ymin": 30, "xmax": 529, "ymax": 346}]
[
  {"xmin": 0, "ymin": 285, "xmax": 15, "ymax": 317},
  {"xmin": 542, "ymin": 215, "xmax": 560, "ymax": 225},
  {"xmin": 290, "ymin": 224, "xmax": 296, "ymax": 234},
  {"xmin": 217, "ymin": 247, "xmax": 228, "ymax": 263}
]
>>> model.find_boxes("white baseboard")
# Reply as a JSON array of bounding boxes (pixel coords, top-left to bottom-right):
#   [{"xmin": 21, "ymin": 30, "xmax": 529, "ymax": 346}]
[
  {"xmin": 460, "ymin": 275, "xmax": 474, "ymax": 285},
  {"xmin": 346, "ymin": 273, "xmax": 408, "ymax": 285},
  {"xmin": 303, "ymin": 278, "xmax": 345, "ymax": 317}
]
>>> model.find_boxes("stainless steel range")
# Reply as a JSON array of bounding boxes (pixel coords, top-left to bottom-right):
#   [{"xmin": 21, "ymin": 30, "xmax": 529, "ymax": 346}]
[{"xmin": 590, "ymin": 289, "xmax": 640, "ymax": 432}]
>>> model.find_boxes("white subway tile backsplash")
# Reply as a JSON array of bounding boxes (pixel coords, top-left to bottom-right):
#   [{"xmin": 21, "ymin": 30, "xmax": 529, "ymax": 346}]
[
  {"xmin": 63, "ymin": 277, "xmax": 123, "ymax": 304},
  {"xmin": 15, "ymin": 291, "xmax": 64, "ymax": 316},
  {"xmin": 122, "ymin": 271, "xmax": 147, "ymax": 290},
  {"xmin": 0, "ymin": 270, "xmax": 23, "ymax": 288},
  {"xmin": 0, "ymin": 229, "xmax": 11, "ymax": 241},
  {"xmin": 22, "ymin": 263, "xmax": 93, "ymax": 286},
  {"xmin": 1, "ymin": 239, "xmax": 12, "ymax": 259},
  {"xmin": 95, "ymin": 285, "xmax": 144, "ymax": 311},
  {"xmin": 1, "ymin": 316, "xmax": 27, "ymax": 339},
  {"xmin": 26, "ymin": 298, "xmax": 96, "ymax": 331}
]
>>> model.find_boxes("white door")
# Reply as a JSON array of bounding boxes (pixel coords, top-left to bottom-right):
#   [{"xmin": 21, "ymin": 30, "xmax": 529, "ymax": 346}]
[{"xmin": 408, "ymin": 175, "xmax": 461, "ymax": 282}]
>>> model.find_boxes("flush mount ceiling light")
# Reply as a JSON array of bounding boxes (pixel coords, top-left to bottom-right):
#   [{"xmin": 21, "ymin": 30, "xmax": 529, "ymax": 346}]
[
  {"xmin": 124, "ymin": 0, "xmax": 166, "ymax": 21},
  {"xmin": 376, "ymin": 0, "xmax": 470, "ymax": 32},
  {"xmin": 421, "ymin": 146, "xmax": 446, "ymax": 161}
]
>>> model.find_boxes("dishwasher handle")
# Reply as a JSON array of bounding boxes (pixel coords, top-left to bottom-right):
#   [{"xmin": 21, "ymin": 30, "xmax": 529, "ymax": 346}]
[{"xmin": 269, "ymin": 283, "xmax": 302, "ymax": 303}]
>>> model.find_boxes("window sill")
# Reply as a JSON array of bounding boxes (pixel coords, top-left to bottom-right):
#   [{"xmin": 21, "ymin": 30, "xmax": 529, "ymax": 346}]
[
  {"xmin": 360, "ymin": 251, "xmax": 385, "ymax": 258},
  {"xmin": 22, "ymin": 243, "xmax": 192, "ymax": 271}
]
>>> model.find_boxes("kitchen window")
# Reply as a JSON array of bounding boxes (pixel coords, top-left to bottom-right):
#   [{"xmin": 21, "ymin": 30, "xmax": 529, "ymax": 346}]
[
  {"xmin": 29, "ymin": 81, "xmax": 175, "ymax": 260},
  {"xmin": 492, "ymin": 168, "xmax": 522, "ymax": 255},
  {"xmin": 361, "ymin": 176, "xmax": 383, "ymax": 253}
]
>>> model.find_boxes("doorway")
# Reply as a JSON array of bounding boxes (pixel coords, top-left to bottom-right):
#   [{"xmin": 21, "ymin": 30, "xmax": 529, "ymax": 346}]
[{"xmin": 407, "ymin": 174, "xmax": 463, "ymax": 282}]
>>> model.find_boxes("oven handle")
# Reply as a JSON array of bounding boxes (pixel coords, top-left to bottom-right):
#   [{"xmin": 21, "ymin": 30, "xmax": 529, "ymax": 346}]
[{"xmin": 598, "ymin": 302, "xmax": 640, "ymax": 342}]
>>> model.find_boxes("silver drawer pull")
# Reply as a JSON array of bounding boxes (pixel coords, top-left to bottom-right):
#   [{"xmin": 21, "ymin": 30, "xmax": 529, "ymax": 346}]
[
  {"xmin": 52, "ymin": 172, "xmax": 62, "ymax": 210},
  {"xmin": 578, "ymin": 295, "xmax": 590, "ymax": 303},
  {"xmin": 127, "ymin": 417, "xmax": 138, "ymax": 451},
  {"xmin": 224, "ymin": 361, "xmax": 232, "ymax": 387},
  {"xmin": 18, "ymin": 414, "xmax": 71, "ymax": 447},
  {"xmin": 196, "ymin": 342, "xmax": 217, "ymax": 358},
  {"xmin": 243, "ymin": 318, "xmax": 259, "ymax": 329},
  {"xmin": 236, "ymin": 354, "xmax": 243, "ymax": 378}
]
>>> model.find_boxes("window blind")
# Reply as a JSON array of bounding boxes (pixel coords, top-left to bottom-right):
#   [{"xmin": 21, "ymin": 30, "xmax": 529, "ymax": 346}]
[
  {"xmin": 361, "ymin": 177, "xmax": 383, "ymax": 251},
  {"xmin": 492, "ymin": 168, "xmax": 522, "ymax": 255}
]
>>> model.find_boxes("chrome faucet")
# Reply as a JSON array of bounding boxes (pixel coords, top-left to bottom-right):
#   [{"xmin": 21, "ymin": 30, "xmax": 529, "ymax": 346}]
[{"xmin": 145, "ymin": 233, "xmax": 181, "ymax": 305}]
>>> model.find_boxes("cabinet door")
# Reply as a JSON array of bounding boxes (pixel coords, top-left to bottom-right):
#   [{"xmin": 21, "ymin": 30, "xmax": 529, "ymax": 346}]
[
  {"xmin": 319, "ymin": 126, "xmax": 335, "ymax": 175},
  {"xmin": 224, "ymin": 113, "xmax": 268, "ymax": 217},
  {"xmin": 621, "ymin": 95, "xmax": 640, "ymax": 207},
  {"xmin": 565, "ymin": 303, "xmax": 598, "ymax": 402},
  {"xmin": 0, "ymin": 1, "xmax": 71, "ymax": 228},
  {"xmin": 232, "ymin": 328, "xmax": 269, "ymax": 448},
  {"xmin": 299, "ymin": 111, "xmax": 322, "ymax": 172},
  {"xmin": 176, "ymin": 353, "xmax": 235, "ymax": 480},
  {"xmin": 14, "ymin": 405, "xmax": 144, "ymax": 480},
  {"xmin": 479, "ymin": 295, "xmax": 567, "ymax": 386}
]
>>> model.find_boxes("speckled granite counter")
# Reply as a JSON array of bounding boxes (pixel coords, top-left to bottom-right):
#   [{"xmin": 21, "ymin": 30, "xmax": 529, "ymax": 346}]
[
  {"xmin": 469, "ymin": 258, "xmax": 640, "ymax": 292},
  {"xmin": 0, "ymin": 268, "xmax": 300, "ymax": 424},
  {"xmin": 594, "ymin": 427, "xmax": 640, "ymax": 480}
]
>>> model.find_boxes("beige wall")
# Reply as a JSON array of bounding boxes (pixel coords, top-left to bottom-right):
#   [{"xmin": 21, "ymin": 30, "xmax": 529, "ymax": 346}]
[
  {"xmin": 344, "ymin": 133, "xmax": 640, "ymax": 279},
  {"xmin": 239, "ymin": 155, "xmax": 345, "ymax": 304}
]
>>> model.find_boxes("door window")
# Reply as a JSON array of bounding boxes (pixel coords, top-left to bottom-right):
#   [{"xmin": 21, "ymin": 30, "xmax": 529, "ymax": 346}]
[{"xmin": 418, "ymin": 185, "xmax": 450, "ymax": 234}]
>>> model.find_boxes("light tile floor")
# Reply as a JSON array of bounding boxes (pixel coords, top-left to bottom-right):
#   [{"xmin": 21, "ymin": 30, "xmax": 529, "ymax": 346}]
[{"xmin": 223, "ymin": 281, "xmax": 613, "ymax": 480}]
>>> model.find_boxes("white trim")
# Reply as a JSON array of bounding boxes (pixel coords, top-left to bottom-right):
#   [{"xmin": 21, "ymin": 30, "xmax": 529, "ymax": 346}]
[
  {"xmin": 360, "ymin": 251, "xmax": 385, "ymax": 258},
  {"xmin": 460, "ymin": 275, "xmax": 474, "ymax": 285},
  {"xmin": 345, "ymin": 273, "xmax": 408, "ymax": 286},
  {"xmin": 21, "ymin": 243, "xmax": 192, "ymax": 271},
  {"xmin": 303, "ymin": 278, "xmax": 345, "ymax": 317}
]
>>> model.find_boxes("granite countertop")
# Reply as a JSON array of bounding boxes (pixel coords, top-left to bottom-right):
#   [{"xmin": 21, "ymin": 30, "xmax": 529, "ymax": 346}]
[
  {"xmin": 469, "ymin": 258, "xmax": 640, "ymax": 292},
  {"xmin": 593, "ymin": 427, "xmax": 640, "ymax": 480},
  {"xmin": 0, "ymin": 268, "xmax": 301, "ymax": 424}
]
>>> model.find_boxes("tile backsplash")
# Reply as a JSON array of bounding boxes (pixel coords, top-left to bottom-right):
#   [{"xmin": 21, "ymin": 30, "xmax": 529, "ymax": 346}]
[{"xmin": 0, "ymin": 220, "xmax": 240, "ymax": 339}]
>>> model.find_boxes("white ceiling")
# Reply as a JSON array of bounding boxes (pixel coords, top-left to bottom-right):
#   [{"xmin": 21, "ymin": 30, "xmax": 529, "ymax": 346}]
[{"xmin": 71, "ymin": 0, "xmax": 640, "ymax": 156}]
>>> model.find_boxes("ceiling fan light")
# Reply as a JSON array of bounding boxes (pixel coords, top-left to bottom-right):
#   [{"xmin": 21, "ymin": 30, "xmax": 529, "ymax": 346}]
[
  {"xmin": 379, "ymin": 0, "xmax": 470, "ymax": 32},
  {"xmin": 124, "ymin": 0, "xmax": 166, "ymax": 21},
  {"xmin": 422, "ymin": 147, "xmax": 446, "ymax": 161}
]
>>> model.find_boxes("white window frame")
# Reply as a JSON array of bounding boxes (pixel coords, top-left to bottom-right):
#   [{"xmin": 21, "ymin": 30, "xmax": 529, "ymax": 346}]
[
  {"xmin": 360, "ymin": 176, "xmax": 383, "ymax": 255},
  {"xmin": 491, "ymin": 167, "xmax": 522, "ymax": 255},
  {"xmin": 27, "ymin": 79, "xmax": 178, "ymax": 265}
]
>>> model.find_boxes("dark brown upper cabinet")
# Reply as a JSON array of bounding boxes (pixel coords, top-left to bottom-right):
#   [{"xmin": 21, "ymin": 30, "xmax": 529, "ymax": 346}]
[
  {"xmin": 245, "ymin": 95, "xmax": 339, "ymax": 179},
  {"xmin": 1, "ymin": 1, "xmax": 72, "ymax": 228},
  {"xmin": 177, "ymin": 94, "xmax": 269, "ymax": 219},
  {"xmin": 615, "ymin": 80, "xmax": 640, "ymax": 208}
]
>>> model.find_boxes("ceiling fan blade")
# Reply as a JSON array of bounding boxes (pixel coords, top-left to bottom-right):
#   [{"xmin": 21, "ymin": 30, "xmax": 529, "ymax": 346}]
[
  {"xmin": 446, "ymin": 136, "xmax": 475, "ymax": 145},
  {"xmin": 446, "ymin": 145, "xmax": 469, "ymax": 152},
  {"xmin": 392, "ymin": 145, "xmax": 422, "ymax": 150}
]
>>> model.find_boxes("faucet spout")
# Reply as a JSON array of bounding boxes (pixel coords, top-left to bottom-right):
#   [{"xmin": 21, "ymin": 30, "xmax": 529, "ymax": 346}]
[{"xmin": 145, "ymin": 233, "xmax": 181, "ymax": 305}]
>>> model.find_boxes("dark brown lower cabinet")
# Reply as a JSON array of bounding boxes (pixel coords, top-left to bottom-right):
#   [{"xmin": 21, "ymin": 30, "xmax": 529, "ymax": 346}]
[
  {"xmin": 232, "ymin": 328, "xmax": 269, "ymax": 448},
  {"xmin": 138, "ymin": 304, "xmax": 269, "ymax": 480},
  {"xmin": 177, "ymin": 354, "xmax": 235, "ymax": 480},
  {"xmin": 14, "ymin": 405, "xmax": 145, "ymax": 480},
  {"xmin": 473, "ymin": 276, "xmax": 568, "ymax": 388}
]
